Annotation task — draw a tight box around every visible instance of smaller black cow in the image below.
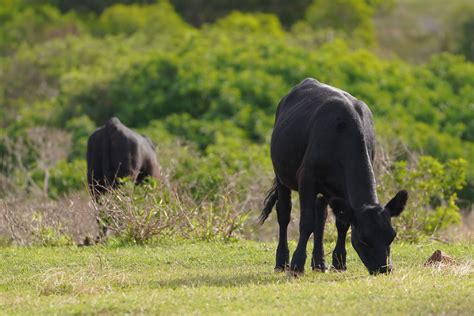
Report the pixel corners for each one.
[87,117,160,199]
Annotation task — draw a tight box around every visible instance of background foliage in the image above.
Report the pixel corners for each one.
[0,0,472,243]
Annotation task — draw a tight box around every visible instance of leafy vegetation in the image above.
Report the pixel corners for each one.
[0,4,472,313]
[379,156,467,239]
[0,0,473,244]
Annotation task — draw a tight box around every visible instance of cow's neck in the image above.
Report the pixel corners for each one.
[343,147,378,209]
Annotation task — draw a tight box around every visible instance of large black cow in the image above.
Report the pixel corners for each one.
[260,78,408,275]
[87,117,160,199]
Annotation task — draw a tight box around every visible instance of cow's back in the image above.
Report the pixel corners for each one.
[270,78,374,191]
[274,78,358,128]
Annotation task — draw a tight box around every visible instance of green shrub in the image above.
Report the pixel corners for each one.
[303,0,375,45]
[49,159,87,197]
[210,12,285,37]
[1,2,474,239]
[0,2,84,55]
[96,0,190,37]
[379,156,467,240]
[163,114,247,150]
[31,212,74,246]
[64,115,96,160]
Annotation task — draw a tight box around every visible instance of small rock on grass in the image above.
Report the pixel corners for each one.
[424,250,455,266]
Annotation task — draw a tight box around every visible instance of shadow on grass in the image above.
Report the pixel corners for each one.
[152,271,282,289]
[151,269,368,289]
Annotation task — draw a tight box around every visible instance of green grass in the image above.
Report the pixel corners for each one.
[0,240,473,315]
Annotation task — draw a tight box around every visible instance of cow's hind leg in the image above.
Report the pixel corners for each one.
[275,183,292,272]
[94,183,110,244]
[311,197,328,272]
[332,219,350,271]
[290,170,316,275]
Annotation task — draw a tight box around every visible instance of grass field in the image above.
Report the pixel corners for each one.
[0,240,473,315]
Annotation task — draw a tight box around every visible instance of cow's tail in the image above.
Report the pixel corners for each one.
[258,179,278,225]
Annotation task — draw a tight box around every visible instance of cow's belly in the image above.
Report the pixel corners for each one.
[270,131,306,191]
[270,102,322,191]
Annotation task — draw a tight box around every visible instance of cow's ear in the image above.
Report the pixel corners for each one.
[330,198,353,224]
[385,190,408,217]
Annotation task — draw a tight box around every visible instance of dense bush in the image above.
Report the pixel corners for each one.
[51,27,473,185]
[379,156,467,240]
[302,0,375,45]
[49,159,87,197]
[0,1,84,55]
[95,1,190,36]
[1,1,472,242]
[64,115,96,160]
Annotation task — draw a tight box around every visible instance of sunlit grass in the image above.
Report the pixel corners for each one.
[0,240,472,314]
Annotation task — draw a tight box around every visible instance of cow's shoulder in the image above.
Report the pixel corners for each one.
[88,125,105,144]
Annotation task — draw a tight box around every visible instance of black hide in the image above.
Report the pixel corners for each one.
[86,117,160,199]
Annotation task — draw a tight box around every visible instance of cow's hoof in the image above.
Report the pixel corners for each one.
[274,264,289,273]
[288,264,305,278]
[330,266,346,273]
[311,259,328,272]
[332,252,347,271]
[287,269,304,278]
[331,259,347,271]
[312,264,328,273]
[331,265,347,272]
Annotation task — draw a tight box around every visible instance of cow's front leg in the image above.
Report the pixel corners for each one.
[332,218,350,271]
[311,197,328,272]
[290,171,316,275]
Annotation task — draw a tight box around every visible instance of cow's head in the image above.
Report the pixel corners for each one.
[330,190,408,274]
